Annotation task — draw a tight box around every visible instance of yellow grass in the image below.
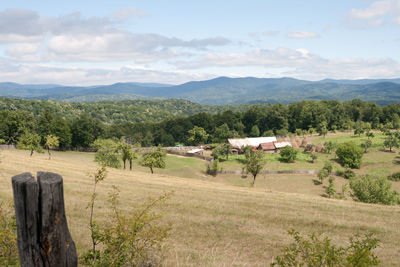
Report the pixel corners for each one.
[1,149,400,266]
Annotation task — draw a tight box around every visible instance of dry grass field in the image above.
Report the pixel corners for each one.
[1,146,400,266]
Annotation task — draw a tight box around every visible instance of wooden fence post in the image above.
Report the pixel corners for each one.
[12,172,78,267]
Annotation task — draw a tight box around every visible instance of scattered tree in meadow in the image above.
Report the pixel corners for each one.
[211,144,232,161]
[243,149,266,186]
[279,146,298,163]
[361,139,373,153]
[206,159,222,176]
[17,131,43,156]
[336,142,363,169]
[383,132,399,151]
[318,169,328,184]
[326,177,336,198]
[45,134,59,159]
[140,146,166,174]
[324,141,338,154]
[118,138,139,170]
[92,138,121,168]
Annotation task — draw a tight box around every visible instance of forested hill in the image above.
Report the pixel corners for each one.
[1,77,400,105]
[0,97,272,124]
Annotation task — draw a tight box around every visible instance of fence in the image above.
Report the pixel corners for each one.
[166,149,214,162]
[219,169,318,175]
[0,144,16,149]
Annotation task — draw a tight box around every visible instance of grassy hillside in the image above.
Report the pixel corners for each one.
[1,145,400,266]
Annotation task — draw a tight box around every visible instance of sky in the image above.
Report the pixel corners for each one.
[0,0,399,85]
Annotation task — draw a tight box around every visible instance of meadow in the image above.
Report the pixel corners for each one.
[1,131,400,266]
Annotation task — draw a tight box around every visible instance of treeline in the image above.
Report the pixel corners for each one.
[0,97,271,124]
[1,99,400,148]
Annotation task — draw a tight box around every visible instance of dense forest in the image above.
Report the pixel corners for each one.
[1,97,400,148]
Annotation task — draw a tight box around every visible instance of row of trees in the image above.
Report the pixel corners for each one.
[3,99,400,149]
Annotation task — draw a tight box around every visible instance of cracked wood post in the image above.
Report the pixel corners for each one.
[12,172,78,267]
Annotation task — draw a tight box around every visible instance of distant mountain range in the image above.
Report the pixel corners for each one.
[1,77,400,105]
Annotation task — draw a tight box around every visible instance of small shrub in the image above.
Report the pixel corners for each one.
[323,162,332,173]
[337,168,356,179]
[0,202,19,266]
[206,159,222,176]
[318,169,328,184]
[271,230,380,266]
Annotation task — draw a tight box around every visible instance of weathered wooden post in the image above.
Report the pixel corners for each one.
[12,172,78,267]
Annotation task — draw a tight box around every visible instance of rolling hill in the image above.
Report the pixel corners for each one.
[1,77,400,105]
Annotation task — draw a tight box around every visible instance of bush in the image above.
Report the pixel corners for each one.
[271,230,380,266]
[0,202,19,266]
[387,172,400,181]
[336,168,356,179]
[206,159,222,176]
[350,175,400,205]
[336,142,364,169]
[279,146,298,163]
[82,167,173,266]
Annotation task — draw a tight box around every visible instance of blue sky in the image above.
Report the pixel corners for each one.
[0,0,399,85]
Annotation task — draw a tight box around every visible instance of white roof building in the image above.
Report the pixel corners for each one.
[228,137,277,148]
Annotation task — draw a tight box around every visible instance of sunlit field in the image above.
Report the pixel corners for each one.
[1,132,400,266]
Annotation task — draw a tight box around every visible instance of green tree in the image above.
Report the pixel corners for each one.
[383,132,399,151]
[350,175,400,205]
[361,139,373,153]
[250,125,260,137]
[45,134,59,160]
[326,177,336,198]
[187,126,209,146]
[317,121,328,138]
[310,153,317,163]
[271,230,380,266]
[354,119,364,137]
[92,138,121,168]
[324,141,337,154]
[279,146,298,163]
[336,142,363,169]
[243,149,266,186]
[140,146,167,174]
[318,169,328,184]
[213,123,231,143]
[206,159,222,176]
[17,131,43,156]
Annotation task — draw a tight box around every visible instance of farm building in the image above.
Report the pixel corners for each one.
[228,137,277,151]
[258,142,276,153]
[273,141,292,152]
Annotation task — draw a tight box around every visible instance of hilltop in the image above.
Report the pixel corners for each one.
[1,77,400,105]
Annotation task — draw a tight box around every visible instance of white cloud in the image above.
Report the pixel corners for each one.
[285,31,320,39]
[347,0,400,26]
[111,8,148,22]
[174,48,318,69]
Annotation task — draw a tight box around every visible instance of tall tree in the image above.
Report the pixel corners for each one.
[140,146,166,174]
[17,131,43,156]
[243,149,266,186]
[187,126,209,146]
[45,134,59,159]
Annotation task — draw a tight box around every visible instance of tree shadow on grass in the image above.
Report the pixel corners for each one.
[312,179,322,186]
